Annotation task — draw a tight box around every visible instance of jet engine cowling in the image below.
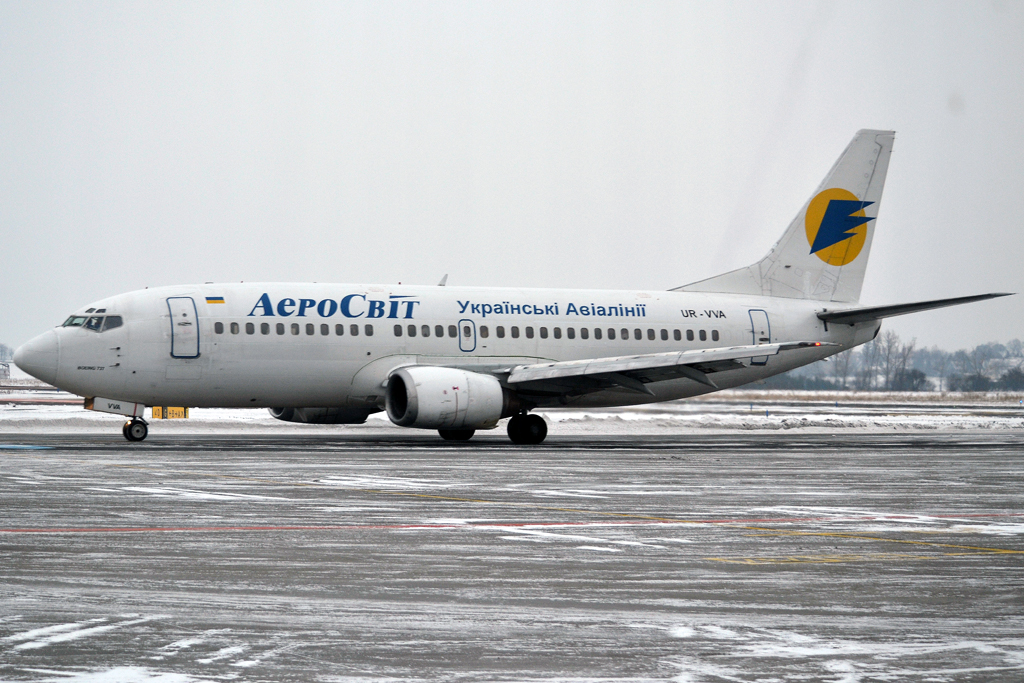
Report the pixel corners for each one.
[385,366,520,430]
[268,407,373,424]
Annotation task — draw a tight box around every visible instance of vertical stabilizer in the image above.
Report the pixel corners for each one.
[676,129,894,303]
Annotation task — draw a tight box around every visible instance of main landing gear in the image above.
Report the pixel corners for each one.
[123,418,148,442]
[436,414,548,444]
[507,413,547,445]
[438,429,475,441]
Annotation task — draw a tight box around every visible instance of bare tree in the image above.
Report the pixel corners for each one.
[933,351,951,392]
[878,330,904,390]
[855,338,882,390]
[830,349,854,389]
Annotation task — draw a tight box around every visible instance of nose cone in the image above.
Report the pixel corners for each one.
[14,330,60,385]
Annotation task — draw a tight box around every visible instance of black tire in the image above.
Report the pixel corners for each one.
[508,414,547,445]
[125,420,148,442]
[438,429,475,441]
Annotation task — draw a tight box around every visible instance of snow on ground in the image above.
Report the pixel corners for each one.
[0,667,214,682]
[2,391,1023,434]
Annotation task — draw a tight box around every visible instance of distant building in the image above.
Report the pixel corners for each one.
[0,363,9,380]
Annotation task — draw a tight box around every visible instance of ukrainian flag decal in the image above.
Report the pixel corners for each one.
[205,296,226,304]
[805,188,875,266]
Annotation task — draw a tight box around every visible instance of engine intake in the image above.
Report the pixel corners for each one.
[385,366,520,430]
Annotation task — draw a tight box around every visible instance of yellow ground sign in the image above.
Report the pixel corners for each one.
[152,406,189,419]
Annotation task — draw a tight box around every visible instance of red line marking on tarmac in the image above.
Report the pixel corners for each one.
[1,513,1021,535]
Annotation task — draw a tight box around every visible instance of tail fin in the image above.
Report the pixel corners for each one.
[675,129,894,303]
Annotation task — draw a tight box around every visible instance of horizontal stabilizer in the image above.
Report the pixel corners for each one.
[817,293,1013,325]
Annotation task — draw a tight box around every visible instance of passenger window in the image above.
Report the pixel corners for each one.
[246,322,255,335]
[350,324,359,336]
[608,328,616,340]
[567,328,575,340]
[712,330,720,342]
[364,324,373,336]
[539,327,548,339]
[660,329,668,341]
[306,323,314,335]
[85,316,104,331]
[277,323,285,335]
[496,326,506,339]
[336,324,344,336]
[525,327,534,339]
[321,324,329,336]
[408,324,417,337]
[647,329,655,340]
[553,327,562,339]
[673,329,681,341]
[394,324,403,337]
[463,325,472,337]
[634,328,642,340]
[481,326,489,338]
[231,322,240,334]
[580,328,589,340]
[448,325,457,338]
[262,323,270,335]
[422,325,430,337]
[622,328,629,340]
[699,330,707,341]
[215,322,224,334]
[594,328,602,340]
[102,316,123,332]
[435,325,444,337]
[686,329,694,341]
[511,326,520,339]
[291,323,299,335]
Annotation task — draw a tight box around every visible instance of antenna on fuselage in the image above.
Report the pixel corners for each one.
[438,274,448,286]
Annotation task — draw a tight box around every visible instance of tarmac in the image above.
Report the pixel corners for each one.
[1,432,1023,682]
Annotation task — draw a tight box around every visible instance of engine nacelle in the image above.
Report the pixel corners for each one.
[268,407,373,424]
[385,366,520,430]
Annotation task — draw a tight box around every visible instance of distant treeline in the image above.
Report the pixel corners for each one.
[761,332,1024,392]
[0,343,12,362]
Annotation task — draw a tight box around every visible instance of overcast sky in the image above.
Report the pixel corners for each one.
[2,1,1022,350]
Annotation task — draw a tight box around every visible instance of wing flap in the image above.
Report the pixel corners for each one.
[507,342,830,395]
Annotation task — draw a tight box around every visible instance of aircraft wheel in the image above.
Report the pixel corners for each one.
[438,429,475,441]
[124,419,148,442]
[508,414,547,445]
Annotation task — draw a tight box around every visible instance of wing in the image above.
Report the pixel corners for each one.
[505,341,830,397]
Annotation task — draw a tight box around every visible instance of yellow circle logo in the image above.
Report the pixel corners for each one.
[804,188,874,266]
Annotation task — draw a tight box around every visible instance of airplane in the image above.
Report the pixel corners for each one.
[13,130,1010,444]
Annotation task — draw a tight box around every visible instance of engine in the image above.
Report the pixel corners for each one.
[385,366,520,430]
[268,407,373,424]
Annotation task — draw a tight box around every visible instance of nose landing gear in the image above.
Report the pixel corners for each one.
[507,413,547,445]
[123,418,149,442]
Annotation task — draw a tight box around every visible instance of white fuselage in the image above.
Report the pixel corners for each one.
[31,283,880,412]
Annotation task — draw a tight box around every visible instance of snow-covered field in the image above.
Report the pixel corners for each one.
[3,377,1023,434]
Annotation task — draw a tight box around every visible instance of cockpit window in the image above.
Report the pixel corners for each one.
[62,314,123,331]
